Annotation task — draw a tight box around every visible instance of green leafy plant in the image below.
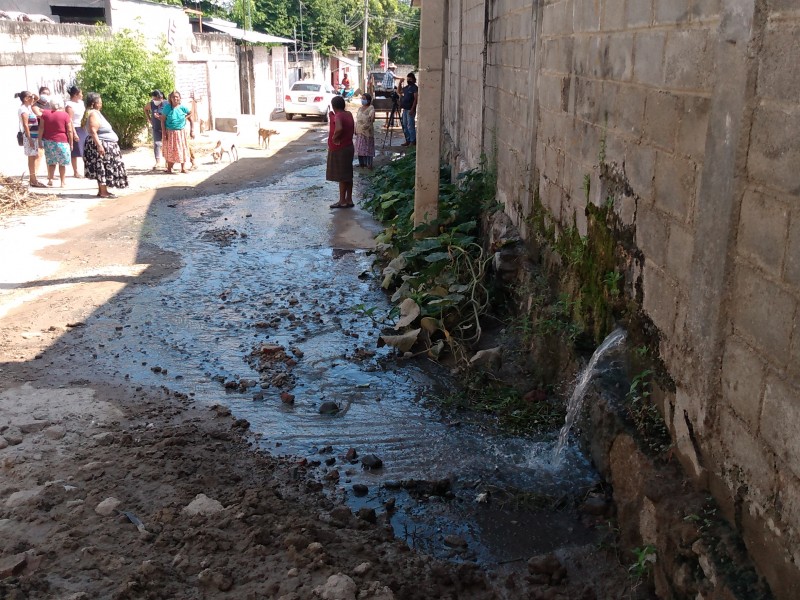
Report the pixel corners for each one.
[625,369,672,457]
[629,544,656,580]
[77,29,174,148]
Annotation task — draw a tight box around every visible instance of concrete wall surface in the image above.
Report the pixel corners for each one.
[439,0,800,596]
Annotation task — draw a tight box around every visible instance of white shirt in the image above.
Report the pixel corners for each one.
[65,100,85,128]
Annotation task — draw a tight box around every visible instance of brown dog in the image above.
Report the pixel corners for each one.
[258,128,278,149]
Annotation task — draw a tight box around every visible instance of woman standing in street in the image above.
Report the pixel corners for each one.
[38,96,73,188]
[160,90,194,174]
[327,95,355,209]
[65,85,86,178]
[15,90,45,188]
[354,93,376,169]
[144,89,165,171]
[83,92,128,198]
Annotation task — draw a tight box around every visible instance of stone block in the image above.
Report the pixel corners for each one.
[676,95,711,159]
[761,373,800,478]
[575,77,601,123]
[737,189,790,277]
[633,31,666,86]
[602,0,626,31]
[786,207,800,288]
[626,0,652,28]
[748,103,800,193]
[542,37,572,73]
[573,0,600,32]
[664,30,712,90]
[718,406,776,502]
[603,33,634,81]
[642,260,678,337]
[610,83,645,136]
[665,222,693,285]
[654,151,696,222]
[721,337,765,430]
[624,141,655,200]
[691,0,721,18]
[758,23,800,104]
[643,90,680,151]
[732,264,797,357]
[654,0,690,25]
[572,35,602,78]
[635,206,669,266]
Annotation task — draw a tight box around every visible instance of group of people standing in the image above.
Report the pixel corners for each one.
[326,69,418,208]
[143,89,196,174]
[16,85,128,197]
[16,85,197,197]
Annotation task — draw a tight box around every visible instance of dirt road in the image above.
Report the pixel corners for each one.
[0,120,624,600]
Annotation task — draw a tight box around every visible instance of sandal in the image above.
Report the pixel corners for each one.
[330,203,354,209]
[29,181,47,188]
[98,193,117,199]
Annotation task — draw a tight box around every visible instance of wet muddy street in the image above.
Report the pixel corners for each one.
[0,131,640,599]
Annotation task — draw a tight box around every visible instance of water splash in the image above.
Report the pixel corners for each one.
[551,328,627,465]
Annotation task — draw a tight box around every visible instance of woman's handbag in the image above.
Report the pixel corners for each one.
[16,131,23,146]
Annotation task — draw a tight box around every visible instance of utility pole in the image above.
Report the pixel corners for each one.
[310,26,315,78]
[299,1,304,52]
[361,0,369,93]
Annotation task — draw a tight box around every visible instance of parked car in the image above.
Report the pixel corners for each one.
[284,81,337,121]
[368,70,390,95]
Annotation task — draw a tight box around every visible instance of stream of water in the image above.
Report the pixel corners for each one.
[551,328,627,465]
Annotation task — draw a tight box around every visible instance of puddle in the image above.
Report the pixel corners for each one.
[75,164,604,566]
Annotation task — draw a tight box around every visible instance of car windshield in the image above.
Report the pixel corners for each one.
[292,83,321,92]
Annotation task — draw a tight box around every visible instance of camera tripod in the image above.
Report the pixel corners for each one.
[382,96,402,148]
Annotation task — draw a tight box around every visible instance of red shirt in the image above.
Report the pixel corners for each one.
[328,110,354,150]
[39,110,72,143]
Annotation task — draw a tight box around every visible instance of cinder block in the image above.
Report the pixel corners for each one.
[572,35,603,78]
[654,0,690,25]
[610,83,645,136]
[664,30,712,91]
[676,95,711,159]
[624,141,655,200]
[762,373,800,479]
[542,37,573,73]
[573,0,601,32]
[643,90,680,151]
[732,264,797,357]
[626,0,652,28]
[721,337,766,430]
[604,33,634,81]
[748,104,800,193]
[654,151,696,222]
[633,31,666,86]
[635,206,669,266]
[665,222,694,285]
[738,189,790,277]
[758,23,800,104]
[691,0,721,18]
[575,77,601,122]
[602,0,626,31]
[787,209,800,288]
[642,260,678,337]
[718,406,777,503]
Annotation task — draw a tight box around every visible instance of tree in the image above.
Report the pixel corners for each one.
[386,1,418,67]
[77,30,174,148]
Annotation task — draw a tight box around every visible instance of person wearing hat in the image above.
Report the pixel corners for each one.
[144,90,166,170]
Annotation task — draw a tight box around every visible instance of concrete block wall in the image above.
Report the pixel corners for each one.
[439,0,800,595]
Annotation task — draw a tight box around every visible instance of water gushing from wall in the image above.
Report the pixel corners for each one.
[551,328,627,465]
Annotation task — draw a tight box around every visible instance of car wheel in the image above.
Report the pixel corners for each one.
[323,110,329,123]
[286,113,294,120]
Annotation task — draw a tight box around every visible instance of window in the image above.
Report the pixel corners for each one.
[291,83,321,92]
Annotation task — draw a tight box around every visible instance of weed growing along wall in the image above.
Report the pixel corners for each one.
[439,0,800,596]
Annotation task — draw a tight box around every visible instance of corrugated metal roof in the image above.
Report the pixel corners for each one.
[203,18,293,45]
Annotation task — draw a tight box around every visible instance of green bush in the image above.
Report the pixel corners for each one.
[77,30,174,149]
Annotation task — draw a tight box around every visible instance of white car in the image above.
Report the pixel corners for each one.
[284,81,337,122]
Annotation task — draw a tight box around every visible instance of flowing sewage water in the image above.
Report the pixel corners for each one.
[551,328,627,465]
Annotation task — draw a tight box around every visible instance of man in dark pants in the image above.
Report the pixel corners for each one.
[400,73,418,147]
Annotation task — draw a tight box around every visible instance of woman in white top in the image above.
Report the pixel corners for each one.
[65,85,86,178]
[15,90,46,187]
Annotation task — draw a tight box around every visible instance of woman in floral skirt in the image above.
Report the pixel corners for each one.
[83,92,128,198]
[160,90,195,174]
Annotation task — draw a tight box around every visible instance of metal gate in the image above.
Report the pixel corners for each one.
[273,54,285,110]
